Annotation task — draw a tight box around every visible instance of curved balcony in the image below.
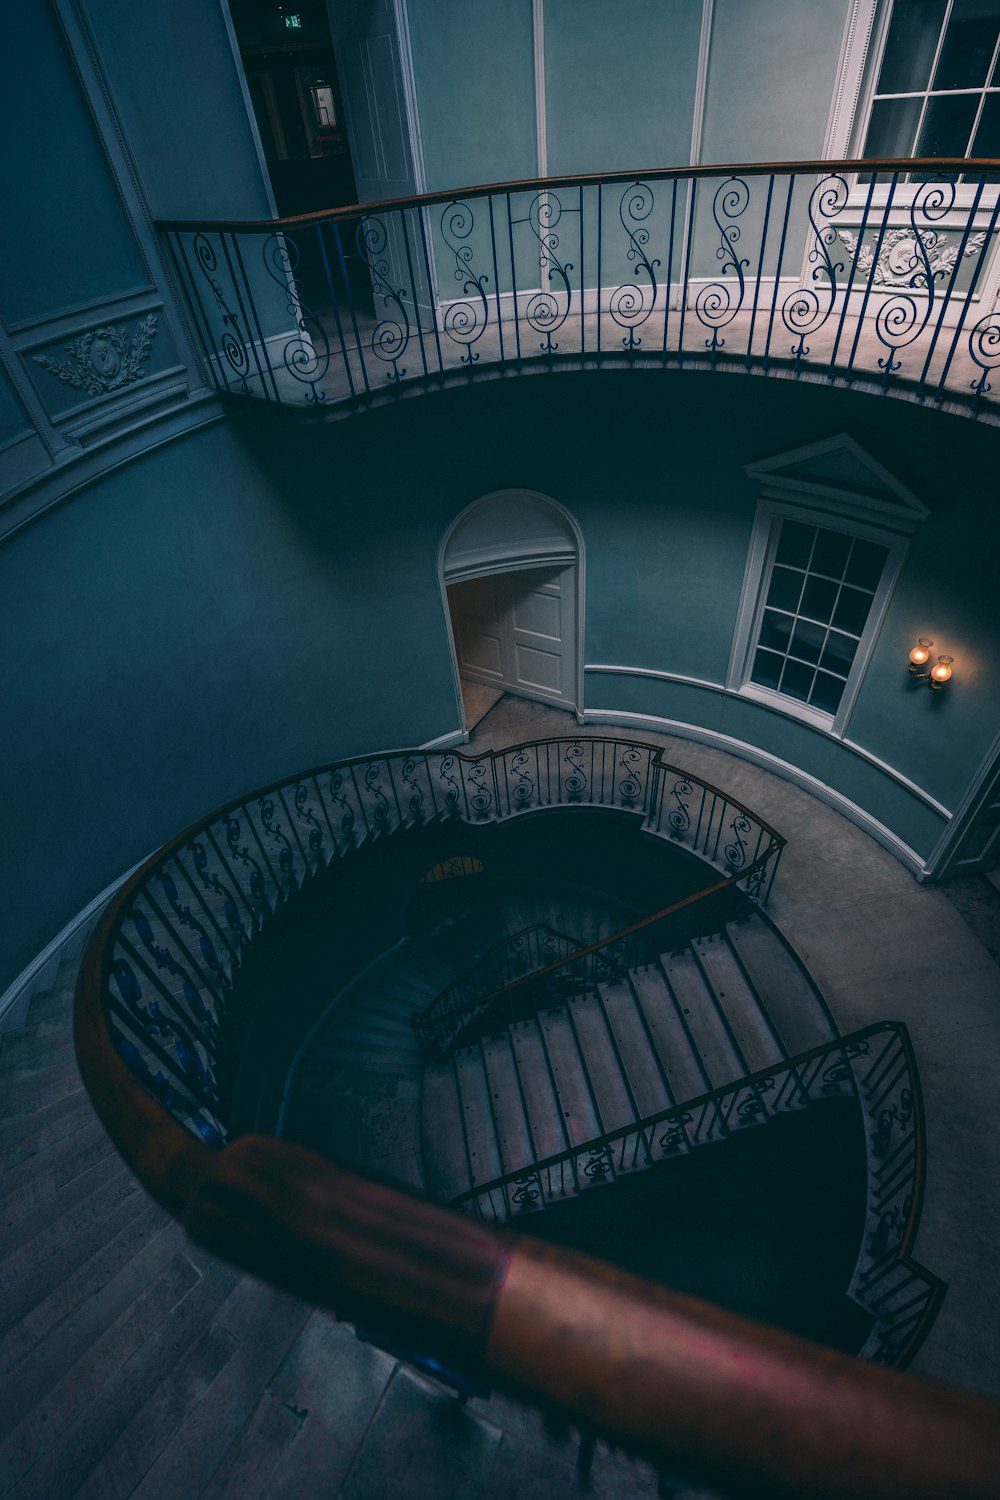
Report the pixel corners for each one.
[160,158,1000,423]
[71,735,1000,1499]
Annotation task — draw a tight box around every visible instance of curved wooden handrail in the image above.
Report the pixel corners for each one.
[157,156,1000,232]
[73,737,1000,1498]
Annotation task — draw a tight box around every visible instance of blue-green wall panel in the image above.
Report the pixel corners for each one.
[407,0,537,190]
[0,365,32,450]
[0,5,148,328]
[543,0,702,176]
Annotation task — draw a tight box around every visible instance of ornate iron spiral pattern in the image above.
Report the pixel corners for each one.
[111,956,220,1104]
[780,174,848,362]
[356,215,411,381]
[616,746,645,805]
[561,743,588,801]
[724,812,752,869]
[516,193,573,353]
[160,866,240,968]
[129,908,218,1039]
[293,781,325,856]
[189,840,246,943]
[695,177,750,352]
[874,178,955,376]
[399,758,426,820]
[437,756,462,811]
[610,182,660,349]
[258,794,296,877]
[262,232,330,402]
[327,770,358,843]
[193,232,252,392]
[508,748,535,808]
[659,1113,693,1152]
[466,759,494,817]
[968,310,1000,398]
[582,1146,613,1180]
[440,200,490,363]
[225,815,269,905]
[511,1172,541,1208]
[362,761,391,830]
[667,776,693,836]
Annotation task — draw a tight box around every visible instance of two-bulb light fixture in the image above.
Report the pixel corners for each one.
[908,638,954,690]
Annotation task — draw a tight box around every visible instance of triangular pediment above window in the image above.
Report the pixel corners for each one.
[744,435,929,531]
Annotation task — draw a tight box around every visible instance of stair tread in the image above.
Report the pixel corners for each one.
[481,1035,534,1176]
[595,982,672,1118]
[453,1048,503,1186]
[510,1021,567,1162]
[726,920,836,1053]
[0,1117,117,1227]
[538,1008,602,1149]
[566,994,635,1134]
[419,1062,470,1201]
[629,965,711,1106]
[693,936,783,1075]
[659,951,745,1089]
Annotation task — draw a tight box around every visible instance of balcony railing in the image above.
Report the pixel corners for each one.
[159,158,1000,421]
[74,736,1000,1499]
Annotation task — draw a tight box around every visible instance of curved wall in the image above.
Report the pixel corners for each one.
[3,366,998,992]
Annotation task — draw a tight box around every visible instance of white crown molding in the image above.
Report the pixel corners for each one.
[823,0,880,159]
[744,432,929,529]
[533,0,547,178]
[580,705,929,876]
[689,0,715,167]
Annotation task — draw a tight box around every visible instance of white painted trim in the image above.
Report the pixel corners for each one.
[533,0,547,179]
[583,662,951,820]
[922,726,1000,879]
[419,727,468,751]
[689,0,714,167]
[393,0,428,195]
[579,706,928,875]
[217,0,279,218]
[823,0,879,159]
[0,856,149,1032]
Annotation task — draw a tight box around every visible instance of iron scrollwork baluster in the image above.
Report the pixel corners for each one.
[399,757,426,821]
[516,192,573,353]
[440,200,490,363]
[874,177,955,379]
[262,232,330,402]
[437,756,462,813]
[225,814,270,907]
[695,176,749,353]
[659,1113,693,1152]
[562,743,588,801]
[258,795,297,881]
[293,781,325,860]
[356,215,411,381]
[668,776,693,837]
[969,310,1000,399]
[511,1172,542,1209]
[193,232,252,392]
[327,769,358,844]
[582,1145,613,1180]
[465,760,493,818]
[508,748,534,809]
[725,812,751,870]
[617,746,644,806]
[610,182,660,349]
[781,173,849,364]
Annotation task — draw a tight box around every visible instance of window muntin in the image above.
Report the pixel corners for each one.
[749,520,890,719]
[859,0,1000,181]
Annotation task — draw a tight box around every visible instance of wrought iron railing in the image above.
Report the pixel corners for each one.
[449,1020,942,1372]
[159,158,1000,419]
[74,735,1000,1496]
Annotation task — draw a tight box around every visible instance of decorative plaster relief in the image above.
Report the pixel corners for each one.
[32,313,157,396]
[839,227,987,287]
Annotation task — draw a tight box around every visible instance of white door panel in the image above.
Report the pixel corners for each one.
[448,565,576,709]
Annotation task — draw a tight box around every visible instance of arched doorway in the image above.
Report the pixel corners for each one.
[440,490,584,732]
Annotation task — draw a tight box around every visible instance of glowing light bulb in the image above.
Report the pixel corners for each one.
[908,638,933,667]
[930,655,953,686]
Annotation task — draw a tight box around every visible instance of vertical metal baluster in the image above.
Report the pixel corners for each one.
[168,233,225,393]
[762,175,796,371]
[486,195,506,365]
[579,183,585,353]
[677,175,698,357]
[399,208,429,378]
[917,176,984,395]
[315,223,356,398]
[415,206,445,374]
[938,185,1000,403]
[222,233,273,400]
[333,220,371,395]
[176,234,232,391]
[505,192,522,360]
[663,177,679,356]
[829,172,877,376]
[232,235,281,401]
[596,182,603,353]
[746,174,775,369]
[847,172,900,378]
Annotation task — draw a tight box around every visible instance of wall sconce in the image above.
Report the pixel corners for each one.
[908,639,954,690]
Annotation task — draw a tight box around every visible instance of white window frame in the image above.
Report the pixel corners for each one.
[727,501,909,738]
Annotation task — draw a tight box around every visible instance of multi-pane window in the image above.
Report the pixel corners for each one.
[860,0,1000,179]
[750,521,890,718]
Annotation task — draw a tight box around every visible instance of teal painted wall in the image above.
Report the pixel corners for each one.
[0,4,148,328]
[4,372,998,990]
[0,366,31,450]
[83,0,274,221]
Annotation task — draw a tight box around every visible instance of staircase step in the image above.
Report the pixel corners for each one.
[0,1117,117,1227]
[509,1020,567,1163]
[453,1047,503,1186]
[726,920,836,1053]
[2,1058,84,1115]
[659,951,745,1089]
[595,982,673,1119]
[481,1035,534,1176]
[419,1062,470,1201]
[693,936,784,1074]
[566,994,634,1135]
[0,1160,140,1302]
[538,1008,603,1150]
[0,1092,95,1168]
[630,965,712,1107]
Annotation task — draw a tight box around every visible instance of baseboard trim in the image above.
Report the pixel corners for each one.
[0,857,148,1032]
[580,706,930,876]
[418,728,468,751]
